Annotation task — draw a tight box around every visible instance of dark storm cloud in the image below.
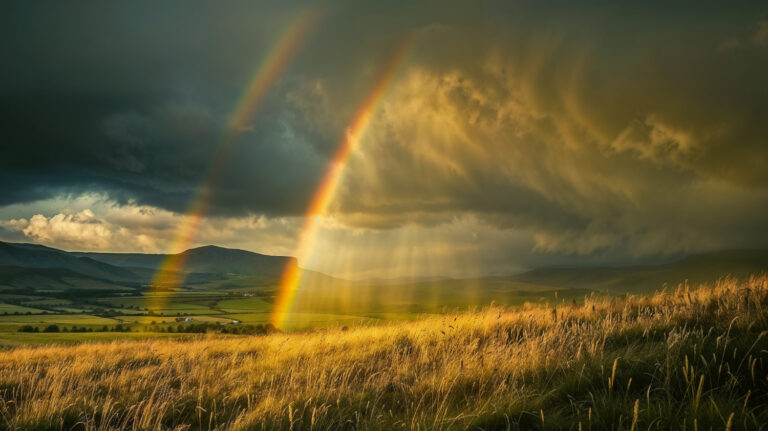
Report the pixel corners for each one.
[2,0,768,259]
[0,0,329,216]
[321,1,768,256]
[0,0,480,216]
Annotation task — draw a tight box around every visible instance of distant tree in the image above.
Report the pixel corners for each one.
[42,324,60,333]
[17,325,35,333]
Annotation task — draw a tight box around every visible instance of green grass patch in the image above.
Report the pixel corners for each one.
[0,313,118,325]
[216,297,273,312]
[0,302,46,314]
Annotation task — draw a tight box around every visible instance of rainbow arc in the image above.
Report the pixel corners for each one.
[269,37,414,329]
[148,8,323,306]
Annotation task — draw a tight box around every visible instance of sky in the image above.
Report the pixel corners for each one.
[1,1,768,279]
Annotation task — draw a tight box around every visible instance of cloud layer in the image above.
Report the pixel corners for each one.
[2,1,768,273]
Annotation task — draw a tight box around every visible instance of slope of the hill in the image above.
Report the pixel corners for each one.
[0,276,765,430]
[0,265,135,292]
[0,242,343,296]
[75,245,295,277]
[510,248,768,293]
[0,241,140,282]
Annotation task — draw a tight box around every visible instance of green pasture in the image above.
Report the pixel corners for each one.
[216,297,273,312]
[0,303,45,314]
[116,315,233,324]
[0,313,118,325]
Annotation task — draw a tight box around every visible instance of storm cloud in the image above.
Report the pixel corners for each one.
[2,0,768,271]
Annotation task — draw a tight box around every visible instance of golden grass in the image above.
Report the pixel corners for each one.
[1,276,767,430]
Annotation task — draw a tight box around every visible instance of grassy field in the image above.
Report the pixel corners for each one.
[0,276,765,429]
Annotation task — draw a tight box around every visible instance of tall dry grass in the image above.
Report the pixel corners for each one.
[0,276,767,430]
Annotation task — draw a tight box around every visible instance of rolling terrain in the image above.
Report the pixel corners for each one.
[0,276,765,429]
[0,240,766,343]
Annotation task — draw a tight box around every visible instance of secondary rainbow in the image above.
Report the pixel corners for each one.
[150,8,323,298]
[269,37,413,329]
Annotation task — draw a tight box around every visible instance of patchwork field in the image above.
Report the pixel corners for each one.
[0,278,597,341]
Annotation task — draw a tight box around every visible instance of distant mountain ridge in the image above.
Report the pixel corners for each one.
[73,245,295,276]
[0,241,297,292]
[0,241,140,282]
[69,251,166,270]
[1,240,767,296]
[510,249,768,293]
[0,265,133,292]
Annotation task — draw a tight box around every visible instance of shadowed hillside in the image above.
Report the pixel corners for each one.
[0,241,299,291]
[0,265,133,292]
[0,242,139,282]
[73,245,295,277]
[510,249,768,293]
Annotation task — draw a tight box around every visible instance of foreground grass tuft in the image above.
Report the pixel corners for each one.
[1,276,767,430]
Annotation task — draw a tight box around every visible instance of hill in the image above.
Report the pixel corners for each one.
[0,241,140,282]
[1,241,298,289]
[290,249,768,314]
[69,251,166,270]
[0,276,765,429]
[3,241,767,309]
[74,245,295,277]
[0,265,134,293]
[509,248,768,293]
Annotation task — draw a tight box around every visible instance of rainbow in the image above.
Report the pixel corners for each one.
[149,8,323,300]
[269,38,413,329]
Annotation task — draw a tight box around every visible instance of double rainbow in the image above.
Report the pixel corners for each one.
[269,37,414,329]
[150,8,323,297]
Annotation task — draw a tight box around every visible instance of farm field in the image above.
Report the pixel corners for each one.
[0,290,438,338]
[0,275,600,341]
[0,290,515,338]
[2,242,766,344]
